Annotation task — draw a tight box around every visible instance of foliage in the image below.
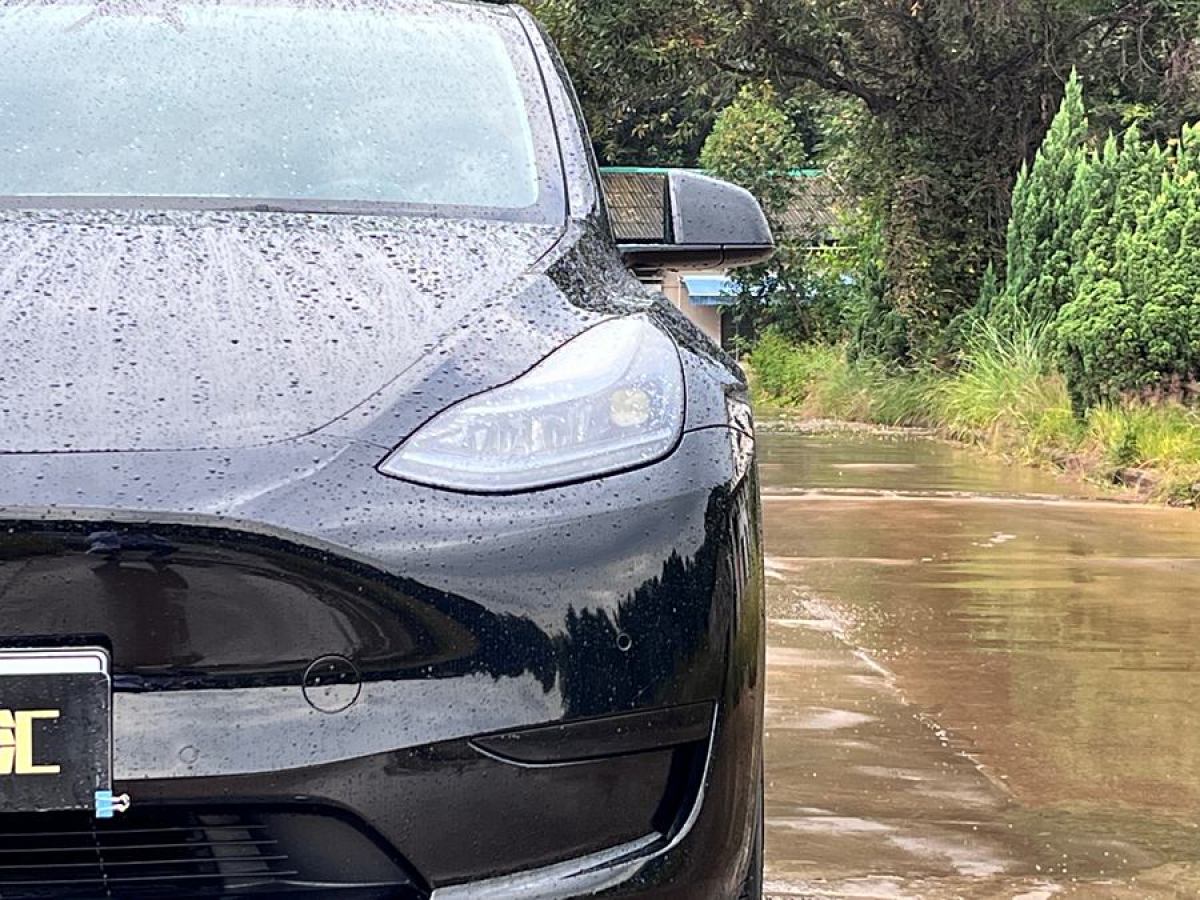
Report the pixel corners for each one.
[748,330,841,404]
[939,318,1078,456]
[1054,125,1200,408]
[974,69,1200,413]
[969,66,1200,412]
[1086,403,1200,469]
[989,72,1090,332]
[749,331,939,426]
[976,262,999,317]
[700,84,805,217]
[724,0,1198,364]
[533,0,1200,364]
[698,85,852,346]
[750,333,1200,502]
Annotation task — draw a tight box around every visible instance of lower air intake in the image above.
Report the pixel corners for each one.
[0,805,425,899]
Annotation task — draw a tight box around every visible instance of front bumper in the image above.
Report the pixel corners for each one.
[0,427,763,896]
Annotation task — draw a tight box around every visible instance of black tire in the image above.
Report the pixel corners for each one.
[737,770,764,899]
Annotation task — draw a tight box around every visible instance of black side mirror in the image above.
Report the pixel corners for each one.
[608,170,775,273]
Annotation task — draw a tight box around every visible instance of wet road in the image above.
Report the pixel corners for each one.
[761,431,1200,898]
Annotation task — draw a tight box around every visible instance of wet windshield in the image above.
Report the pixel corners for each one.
[0,2,559,218]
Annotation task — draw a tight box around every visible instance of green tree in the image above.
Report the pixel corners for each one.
[533,0,1200,363]
[977,262,1000,316]
[700,84,806,218]
[1070,130,1122,290]
[699,85,843,344]
[1056,122,1200,409]
[990,72,1091,331]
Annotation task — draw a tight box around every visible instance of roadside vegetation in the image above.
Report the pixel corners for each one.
[746,73,1200,504]
[750,326,1200,504]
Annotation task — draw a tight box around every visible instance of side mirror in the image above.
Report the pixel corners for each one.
[609,170,775,273]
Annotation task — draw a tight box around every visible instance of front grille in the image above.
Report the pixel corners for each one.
[0,806,424,898]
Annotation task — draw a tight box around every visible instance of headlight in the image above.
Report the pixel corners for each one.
[378,316,685,492]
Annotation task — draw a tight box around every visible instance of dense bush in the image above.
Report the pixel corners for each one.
[988,72,1090,332]
[1058,126,1200,409]
[990,80,1200,412]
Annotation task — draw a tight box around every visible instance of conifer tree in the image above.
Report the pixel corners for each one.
[976,262,999,317]
[990,70,1091,331]
[1071,132,1121,288]
[1112,128,1167,238]
[1056,123,1200,409]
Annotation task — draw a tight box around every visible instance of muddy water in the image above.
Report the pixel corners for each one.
[762,431,1200,898]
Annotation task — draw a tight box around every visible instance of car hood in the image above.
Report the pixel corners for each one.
[0,207,563,453]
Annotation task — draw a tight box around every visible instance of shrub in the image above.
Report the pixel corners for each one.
[987,74,1200,413]
[747,330,842,403]
[1056,124,1200,409]
[990,71,1089,332]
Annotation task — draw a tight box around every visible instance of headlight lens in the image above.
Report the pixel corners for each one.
[378,317,685,492]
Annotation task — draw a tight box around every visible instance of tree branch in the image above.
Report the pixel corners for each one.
[983,2,1145,80]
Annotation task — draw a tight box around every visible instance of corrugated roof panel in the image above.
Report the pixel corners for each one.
[600,171,666,242]
[777,175,842,241]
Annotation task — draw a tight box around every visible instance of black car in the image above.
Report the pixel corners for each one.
[0,0,771,897]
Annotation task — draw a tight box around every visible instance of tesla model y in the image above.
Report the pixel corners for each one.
[0,0,772,896]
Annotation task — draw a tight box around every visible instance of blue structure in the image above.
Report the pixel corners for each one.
[681,274,737,307]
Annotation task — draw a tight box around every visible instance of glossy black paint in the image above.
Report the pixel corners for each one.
[0,0,765,896]
[471,702,715,764]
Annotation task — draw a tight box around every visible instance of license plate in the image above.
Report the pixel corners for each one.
[0,648,111,813]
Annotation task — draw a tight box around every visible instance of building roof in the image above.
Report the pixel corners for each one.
[601,170,667,243]
[600,167,843,245]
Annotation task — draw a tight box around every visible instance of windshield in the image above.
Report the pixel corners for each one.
[0,1,563,220]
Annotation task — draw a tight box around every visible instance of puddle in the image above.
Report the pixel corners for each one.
[762,431,1200,898]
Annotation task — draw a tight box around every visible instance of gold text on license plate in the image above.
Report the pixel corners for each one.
[0,710,60,775]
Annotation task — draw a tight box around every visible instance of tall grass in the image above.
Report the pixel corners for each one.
[749,327,1200,503]
[939,318,1078,461]
[748,331,937,426]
